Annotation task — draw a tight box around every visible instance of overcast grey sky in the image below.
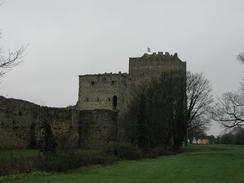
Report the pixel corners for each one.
[0,0,244,135]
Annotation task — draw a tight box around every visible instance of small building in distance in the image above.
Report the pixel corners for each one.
[192,138,210,145]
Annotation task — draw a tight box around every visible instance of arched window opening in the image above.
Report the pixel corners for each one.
[113,96,117,109]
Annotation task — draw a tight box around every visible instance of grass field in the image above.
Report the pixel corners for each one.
[1,144,244,183]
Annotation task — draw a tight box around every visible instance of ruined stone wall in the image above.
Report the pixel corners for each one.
[0,96,75,149]
[38,107,78,149]
[77,73,129,111]
[78,110,118,149]
[0,96,118,150]
[0,96,39,148]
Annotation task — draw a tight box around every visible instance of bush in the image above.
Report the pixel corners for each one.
[115,143,142,160]
[106,143,176,160]
[36,149,117,172]
[0,157,34,176]
[0,129,27,149]
[148,146,178,158]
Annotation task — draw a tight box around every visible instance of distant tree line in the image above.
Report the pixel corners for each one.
[216,127,244,145]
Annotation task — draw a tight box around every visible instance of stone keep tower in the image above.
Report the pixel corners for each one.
[76,52,186,111]
[129,52,186,85]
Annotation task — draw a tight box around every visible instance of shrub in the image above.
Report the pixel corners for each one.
[35,149,117,172]
[148,146,177,158]
[0,129,27,149]
[0,157,34,176]
[115,143,142,160]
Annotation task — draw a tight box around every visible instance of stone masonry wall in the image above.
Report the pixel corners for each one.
[78,110,118,149]
[77,73,129,111]
[0,96,118,150]
[0,96,39,148]
[129,52,186,86]
[0,97,76,149]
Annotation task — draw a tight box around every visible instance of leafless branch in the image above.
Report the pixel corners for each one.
[212,92,244,128]
[0,46,24,77]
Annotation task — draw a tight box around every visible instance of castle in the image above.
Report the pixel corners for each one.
[76,52,186,111]
[0,52,186,149]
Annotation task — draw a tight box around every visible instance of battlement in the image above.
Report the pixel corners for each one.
[129,52,186,84]
[79,72,129,79]
[129,52,183,63]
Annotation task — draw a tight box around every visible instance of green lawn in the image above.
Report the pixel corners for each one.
[1,144,244,183]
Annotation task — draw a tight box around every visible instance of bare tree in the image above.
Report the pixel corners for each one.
[212,53,244,128]
[0,33,24,77]
[0,2,24,77]
[186,72,213,141]
[212,92,244,128]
